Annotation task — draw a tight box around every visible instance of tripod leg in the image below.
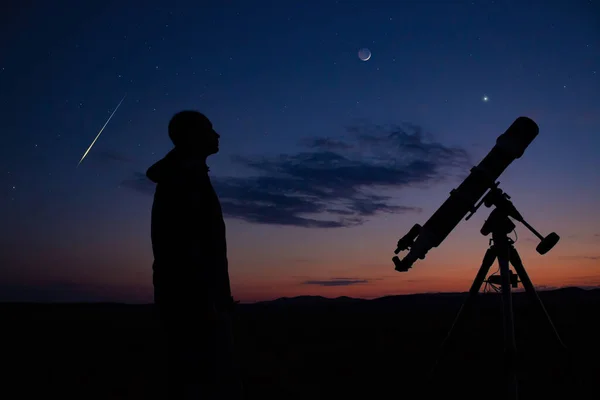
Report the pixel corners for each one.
[452,246,498,327]
[428,246,496,377]
[496,239,519,400]
[509,247,566,349]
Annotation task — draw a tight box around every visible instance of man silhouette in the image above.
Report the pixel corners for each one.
[147,110,242,399]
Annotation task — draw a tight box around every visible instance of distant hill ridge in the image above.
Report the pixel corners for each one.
[0,286,597,307]
[258,286,597,305]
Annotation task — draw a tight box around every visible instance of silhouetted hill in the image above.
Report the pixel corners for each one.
[249,286,600,311]
[2,287,599,399]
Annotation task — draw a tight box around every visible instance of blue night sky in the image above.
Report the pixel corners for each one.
[1,0,599,303]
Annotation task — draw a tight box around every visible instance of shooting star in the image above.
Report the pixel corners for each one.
[77,93,127,167]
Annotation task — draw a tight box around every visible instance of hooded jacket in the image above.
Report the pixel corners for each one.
[147,147,231,306]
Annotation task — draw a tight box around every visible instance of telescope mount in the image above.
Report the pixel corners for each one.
[430,185,567,400]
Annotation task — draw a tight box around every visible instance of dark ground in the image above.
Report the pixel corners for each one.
[3,287,599,399]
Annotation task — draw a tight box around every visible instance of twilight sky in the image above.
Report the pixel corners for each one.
[1,0,599,303]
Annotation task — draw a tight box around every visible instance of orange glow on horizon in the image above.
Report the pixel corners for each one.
[230,257,600,302]
[43,258,596,304]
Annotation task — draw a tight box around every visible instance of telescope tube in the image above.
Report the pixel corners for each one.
[395,116,539,271]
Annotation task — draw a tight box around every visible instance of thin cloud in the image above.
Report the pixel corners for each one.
[91,149,135,164]
[558,255,600,260]
[302,278,369,287]
[534,285,561,291]
[122,122,471,228]
[120,172,154,194]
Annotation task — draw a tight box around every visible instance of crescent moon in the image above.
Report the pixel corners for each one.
[358,48,371,61]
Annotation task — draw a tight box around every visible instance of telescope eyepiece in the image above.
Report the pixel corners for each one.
[392,256,411,272]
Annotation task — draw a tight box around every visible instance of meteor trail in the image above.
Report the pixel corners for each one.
[77,93,127,167]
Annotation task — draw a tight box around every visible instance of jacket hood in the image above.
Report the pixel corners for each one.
[146,148,209,184]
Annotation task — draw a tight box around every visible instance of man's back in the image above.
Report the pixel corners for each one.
[147,147,230,306]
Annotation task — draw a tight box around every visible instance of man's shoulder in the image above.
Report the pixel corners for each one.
[154,173,215,202]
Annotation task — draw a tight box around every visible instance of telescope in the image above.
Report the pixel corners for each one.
[392,116,557,272]
[398,117,567,400]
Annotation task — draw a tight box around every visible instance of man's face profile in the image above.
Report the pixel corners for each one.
[172,111,220,156]
[189,115,220,155]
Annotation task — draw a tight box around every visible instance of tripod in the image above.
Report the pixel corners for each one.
[429,188,567,400]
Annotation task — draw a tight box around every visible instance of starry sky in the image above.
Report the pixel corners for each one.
[1,0,599,303]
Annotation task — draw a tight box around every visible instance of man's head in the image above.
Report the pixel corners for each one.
[168,110,220,157]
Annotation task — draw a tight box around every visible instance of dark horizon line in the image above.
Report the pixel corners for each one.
[1,285,597,306]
